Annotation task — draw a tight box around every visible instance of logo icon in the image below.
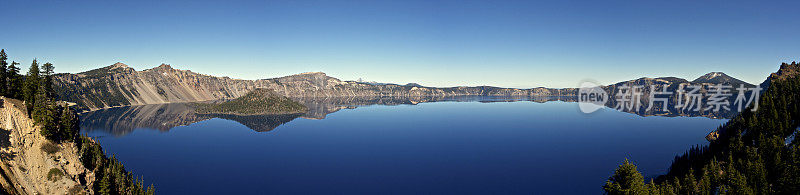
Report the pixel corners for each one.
[578,81,608,113]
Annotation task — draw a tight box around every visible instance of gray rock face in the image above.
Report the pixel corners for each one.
[53,63,262,111]
[53,63,577,111]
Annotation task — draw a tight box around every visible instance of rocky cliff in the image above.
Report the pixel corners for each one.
[54,63,262,111]
[53,63,577,111]
[0,97,93,194]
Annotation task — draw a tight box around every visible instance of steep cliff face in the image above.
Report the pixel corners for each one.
[0,97,92,194]
[54,63,263,111]
[53,63,576,111]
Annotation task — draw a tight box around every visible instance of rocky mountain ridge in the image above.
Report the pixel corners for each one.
[53,63,577,111]
[603,73,757,118]
[54,62,756,117]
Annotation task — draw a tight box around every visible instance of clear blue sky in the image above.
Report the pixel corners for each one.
[1,0,798,88]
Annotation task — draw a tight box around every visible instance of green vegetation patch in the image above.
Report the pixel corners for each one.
[47,168,63,181]
[195,88,307,115]
[40,141,60,155]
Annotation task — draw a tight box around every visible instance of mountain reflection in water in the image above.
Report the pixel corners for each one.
[80,95,735,136]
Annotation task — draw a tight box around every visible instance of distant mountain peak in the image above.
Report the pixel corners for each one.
[772,62,800,80]
[298,72,326,76]
[654,77,689,83]
[405,83,423,87]
[693,72,729,82]
[111,62,128,68]
[157,63,172,69]
[103,62,132,71]
[78,62,134,76]
[697,72,728,80]
[692,72,753,87]
[143,63,176,72]
[614,76,688,86]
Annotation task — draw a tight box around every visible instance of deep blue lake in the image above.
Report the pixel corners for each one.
[81,100,725,194]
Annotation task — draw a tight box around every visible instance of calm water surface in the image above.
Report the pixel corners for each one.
[82,101,725,194]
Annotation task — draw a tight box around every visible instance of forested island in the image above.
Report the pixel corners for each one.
[193,88,308,116]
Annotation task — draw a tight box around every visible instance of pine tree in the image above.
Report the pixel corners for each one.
[777,145,800,193]
[146,184,155,195]
[604,159,647,195]
[726,154,754,194]
[40,62,55,98]
[34,89,56,139]
[7,61,21,99]
[681,169,698,194]
[660,181,676,194]
[645,179,660,195]
[23,59,41,114]
[36,108,56,139]
[0,49,8,96]
[99,171,111,195]
[59,106,78,142]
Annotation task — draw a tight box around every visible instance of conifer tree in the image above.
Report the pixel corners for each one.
[23,59,40,113]
[33,89,56,139]
[40,62,55,98]
[7,61,21,99]
[681,169,698,194]
[59,106,78,142]
[99,171,111,195]
[644,179,660,194]
[0,49,7,96]
[604,159,647,194]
